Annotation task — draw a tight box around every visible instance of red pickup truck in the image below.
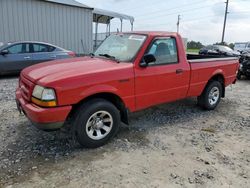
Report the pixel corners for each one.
[16,32,239,148]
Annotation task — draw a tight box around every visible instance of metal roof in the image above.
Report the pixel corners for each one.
[42,0,134,24]
[93,8,134,24]
[43,0,92,9]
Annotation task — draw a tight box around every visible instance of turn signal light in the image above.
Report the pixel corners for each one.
[31,97,57,107]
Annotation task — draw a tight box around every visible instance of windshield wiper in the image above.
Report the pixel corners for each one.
[99,54,120,63]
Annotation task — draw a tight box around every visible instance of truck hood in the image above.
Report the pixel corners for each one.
[22,56,132,84]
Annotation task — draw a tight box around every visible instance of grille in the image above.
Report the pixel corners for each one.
[20,75,35,102]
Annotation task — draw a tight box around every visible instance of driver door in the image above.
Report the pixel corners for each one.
[134,37,190,110]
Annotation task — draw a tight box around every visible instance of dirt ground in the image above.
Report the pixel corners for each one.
[0,76,249,188]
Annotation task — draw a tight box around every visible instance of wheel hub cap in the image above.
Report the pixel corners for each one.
[86,111,113,140]
[208,87,219,105]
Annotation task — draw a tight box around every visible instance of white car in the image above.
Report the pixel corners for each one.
[234,42,250,53]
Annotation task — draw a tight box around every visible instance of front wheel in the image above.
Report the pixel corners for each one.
[72,99,120,148]
[198,81,222,110]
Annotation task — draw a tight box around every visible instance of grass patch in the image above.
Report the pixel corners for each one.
[186,48,199,54]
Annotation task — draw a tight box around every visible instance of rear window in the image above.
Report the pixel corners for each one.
[33,44,56,53]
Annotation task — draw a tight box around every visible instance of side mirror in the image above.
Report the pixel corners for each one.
[0,49,9,56]
[140,54,156,67]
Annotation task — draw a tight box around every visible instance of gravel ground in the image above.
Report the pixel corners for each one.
[0,76,249,188]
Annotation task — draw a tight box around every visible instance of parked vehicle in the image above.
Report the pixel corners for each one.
[234,42,250,53]
[199,45,240,57]
[237,51,250,79]
[199,45,218,55]
[0,42,76,75]
[16,32,239,148]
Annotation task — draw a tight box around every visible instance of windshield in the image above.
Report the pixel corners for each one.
[217,45,233,52]
[0,42,11,50]
[94,34,146,62]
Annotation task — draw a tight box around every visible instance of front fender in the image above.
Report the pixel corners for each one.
[78,84,120,102]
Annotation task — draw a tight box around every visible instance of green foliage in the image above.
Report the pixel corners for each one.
[229,43,234,49]
[186,49,199,53]
[187,41,204,49]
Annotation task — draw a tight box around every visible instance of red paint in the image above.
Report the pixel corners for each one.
[16,89,72,123]
[16,32,239,125]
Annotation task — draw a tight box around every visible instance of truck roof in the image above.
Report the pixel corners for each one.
[124,31,178,37]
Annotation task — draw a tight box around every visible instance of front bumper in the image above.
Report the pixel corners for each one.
[16,88,72,131]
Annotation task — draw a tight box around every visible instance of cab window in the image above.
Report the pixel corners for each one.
[146,37,178,65]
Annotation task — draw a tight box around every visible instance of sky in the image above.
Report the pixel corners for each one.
[77,0,250,45]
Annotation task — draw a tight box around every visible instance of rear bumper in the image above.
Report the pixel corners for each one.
[16,88,72,131]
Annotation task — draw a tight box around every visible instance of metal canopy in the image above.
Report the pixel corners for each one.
[93,8,135,48]
[93,8,134,24]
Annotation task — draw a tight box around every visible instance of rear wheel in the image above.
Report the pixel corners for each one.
[72,99,120,148]
[198,81,222,110]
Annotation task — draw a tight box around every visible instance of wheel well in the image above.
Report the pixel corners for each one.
[208,74,225,97]
[67,93,129,125]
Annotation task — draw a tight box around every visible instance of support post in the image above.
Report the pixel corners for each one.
[108,22,111,35]
[131,21,134,31]
[221,0,229,44]
[95,21,98,48]
[120,19,123,32]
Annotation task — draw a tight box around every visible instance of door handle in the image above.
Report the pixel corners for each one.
[50,55,56,58]
[24,56,31,59]
[176,69,183,74]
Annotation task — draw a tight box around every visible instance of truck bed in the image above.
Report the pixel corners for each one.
[187,54,237,60]
[187,56,239,97]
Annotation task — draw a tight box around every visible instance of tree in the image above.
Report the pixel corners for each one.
[187,41,204,49]
[229,43,234,49]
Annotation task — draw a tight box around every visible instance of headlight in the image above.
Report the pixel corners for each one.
[31,85,57,107]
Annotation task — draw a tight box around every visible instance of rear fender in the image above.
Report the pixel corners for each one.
[204,70,225,97]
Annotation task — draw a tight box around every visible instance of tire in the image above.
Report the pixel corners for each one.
[72,98,120,148]
[237,72,242,80]
[197,81,222,110]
